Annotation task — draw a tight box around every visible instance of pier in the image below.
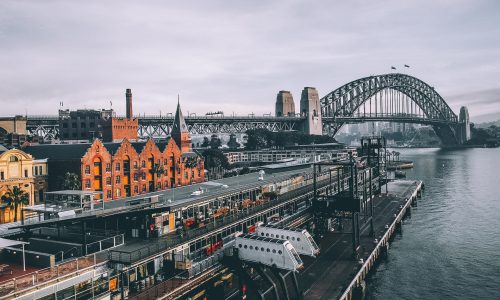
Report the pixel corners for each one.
[301,180,423,300]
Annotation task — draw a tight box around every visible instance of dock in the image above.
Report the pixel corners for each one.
[301,180,423,300]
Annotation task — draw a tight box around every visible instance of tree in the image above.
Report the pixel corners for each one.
[201,137,210,148]
[209,134,222,149]
[151,163,165,191]
[202,149,229,170]
[245,129,271,150]
[1,186,30,222]
[62,172,81,190]
[184,156,199,169]
[227,134,241,150]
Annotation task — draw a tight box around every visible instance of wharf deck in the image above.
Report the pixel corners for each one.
[301,180,422,300]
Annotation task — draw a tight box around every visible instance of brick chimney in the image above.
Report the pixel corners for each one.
[126,89,133,119]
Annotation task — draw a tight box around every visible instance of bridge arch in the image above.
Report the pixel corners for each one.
[320,73,462,145]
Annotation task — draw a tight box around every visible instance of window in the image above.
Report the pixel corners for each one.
[72,122,77,128]
[81,122,86,128]
[249,246,253,250]
[142,185,146,192]
[24,170,28,178]
[278,250,282,255]
[116,189,121,198]
[85,165,90,175]
[141,173,146,180]
[0,172,4,180]
[38,166,42,175]
[244,245,248,249]
[133,161,138,169]
[134,186,138,193]
[238,244,242,248]
[9,156,18,162]
[115,163,121,171]
[267,248,270,252]
[116,176,121,184]
[107,190,112,199]
[106,177,111,185]
[272,249,276,254]
[85,180,90,188]
[134,173,139,181]
[141,161,145,168]
[34,167,38,176]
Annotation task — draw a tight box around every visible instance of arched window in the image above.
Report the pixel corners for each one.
[9,156,19,162]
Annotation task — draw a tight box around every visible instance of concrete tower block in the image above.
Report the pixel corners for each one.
[275,91,296,117]
[459,106,471,143]
[300,87,323,135]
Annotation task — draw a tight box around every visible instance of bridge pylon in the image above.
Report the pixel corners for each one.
[300,87,322,135]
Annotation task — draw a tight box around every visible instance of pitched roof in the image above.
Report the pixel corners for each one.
[171,101,189,135]
[102,142,123,155]
[23,143,92,161]
[0,145,8,155]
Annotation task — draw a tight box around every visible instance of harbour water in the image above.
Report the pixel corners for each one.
[366,148,500,300]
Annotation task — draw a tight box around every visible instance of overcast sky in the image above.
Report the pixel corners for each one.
[1,0,499,122]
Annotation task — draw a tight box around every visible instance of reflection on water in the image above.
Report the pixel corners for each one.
[366,148,500,300]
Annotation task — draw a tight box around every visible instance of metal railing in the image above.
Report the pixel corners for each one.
[0,253,105,299]
[86,233,125,254]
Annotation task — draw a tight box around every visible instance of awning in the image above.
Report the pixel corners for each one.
[0,238,28,248]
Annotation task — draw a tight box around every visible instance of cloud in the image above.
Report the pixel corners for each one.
[0,0,500,120]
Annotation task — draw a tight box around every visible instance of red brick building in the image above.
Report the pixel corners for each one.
[24,103,205,200]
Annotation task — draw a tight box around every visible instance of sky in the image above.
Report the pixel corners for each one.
[1,0,499,122]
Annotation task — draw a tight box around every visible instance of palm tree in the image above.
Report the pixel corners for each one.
[1,186,30,222]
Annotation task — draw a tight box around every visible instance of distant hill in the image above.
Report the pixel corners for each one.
[471,112,500,124]
[476,119,500,128]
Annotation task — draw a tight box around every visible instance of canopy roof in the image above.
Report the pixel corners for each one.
[0,238,28,248]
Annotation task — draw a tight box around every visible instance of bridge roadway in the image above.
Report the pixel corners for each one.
[300,180,422,300]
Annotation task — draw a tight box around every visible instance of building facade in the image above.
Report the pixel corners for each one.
[24,103,204,201]
[59,89,138,142]
[0,147,48,223]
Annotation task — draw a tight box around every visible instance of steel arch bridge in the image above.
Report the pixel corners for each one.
[320,73,467,145]
[23,73,469,145]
